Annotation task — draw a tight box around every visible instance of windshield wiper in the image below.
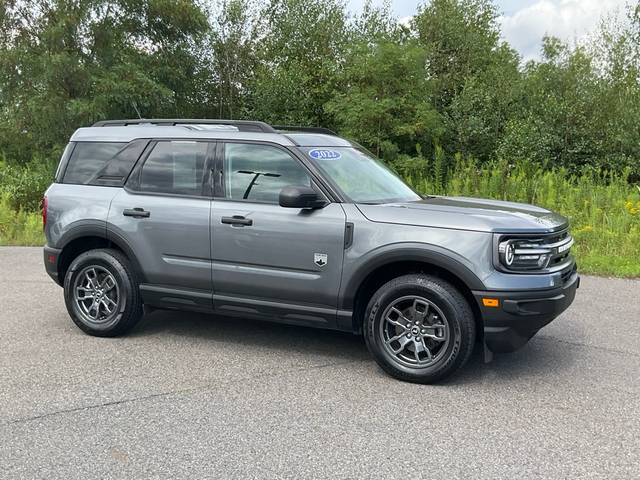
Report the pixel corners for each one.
[237,170,281,199]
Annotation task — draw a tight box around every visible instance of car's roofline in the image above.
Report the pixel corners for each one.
[70,126,360,148]
[70,126,297,146]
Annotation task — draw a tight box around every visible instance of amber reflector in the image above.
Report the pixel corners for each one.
[482,298,500,308]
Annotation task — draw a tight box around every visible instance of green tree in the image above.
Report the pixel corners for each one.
[326,40,442,159]
[248,0,348,126]
[412,0,520,160]
[206,0,260,119]
[0,0,208,163]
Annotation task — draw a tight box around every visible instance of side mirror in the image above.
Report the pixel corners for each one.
[279,186,327,209]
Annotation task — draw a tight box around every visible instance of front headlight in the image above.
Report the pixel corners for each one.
[495,233,574,272]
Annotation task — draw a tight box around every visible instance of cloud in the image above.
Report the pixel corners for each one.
[499,0,629,62]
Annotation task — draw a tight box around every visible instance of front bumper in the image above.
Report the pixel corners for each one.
[473,271,580,353]
[43,245,62,286]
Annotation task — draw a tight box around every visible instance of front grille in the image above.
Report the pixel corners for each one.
[496,229,575,274]
[537,230,573,269]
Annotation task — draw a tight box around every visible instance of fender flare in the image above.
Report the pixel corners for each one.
[55,221,146,283]
[56,220,107,247]
[339,243,487,311]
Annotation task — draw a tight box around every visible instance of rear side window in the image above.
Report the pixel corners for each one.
[63,143,124,184]
[138,141,209,196]
[62,141,146,186]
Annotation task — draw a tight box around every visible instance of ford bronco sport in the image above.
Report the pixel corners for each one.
[43,119,579,383]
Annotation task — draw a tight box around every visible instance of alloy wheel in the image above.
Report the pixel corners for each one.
[379,295,451,368]
[73,265,120,325]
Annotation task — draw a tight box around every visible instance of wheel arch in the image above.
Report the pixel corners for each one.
[56,224,146,284]
[342,247,485,335]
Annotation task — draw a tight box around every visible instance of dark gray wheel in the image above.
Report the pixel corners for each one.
[63,248,143,337]
[379,295,451,368]
[72,265,121,326]
[364,274,476,384]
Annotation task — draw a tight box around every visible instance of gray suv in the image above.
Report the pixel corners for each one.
[43,119,579,383]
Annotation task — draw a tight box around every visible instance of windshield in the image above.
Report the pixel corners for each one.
[302,147,421,204]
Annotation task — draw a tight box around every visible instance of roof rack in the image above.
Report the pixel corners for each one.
[274,125,337,136]
[92,119,278,133]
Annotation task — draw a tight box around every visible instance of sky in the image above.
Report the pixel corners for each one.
[347,0,630,62]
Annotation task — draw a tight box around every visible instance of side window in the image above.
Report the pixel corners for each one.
[223,143,312,203]
[92,140,148,185]
[63,142,126,184]
[139,141,209,196]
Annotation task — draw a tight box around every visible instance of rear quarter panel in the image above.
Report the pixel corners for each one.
[45,184,120,247]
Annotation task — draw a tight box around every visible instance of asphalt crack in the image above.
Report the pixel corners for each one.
[2,359,359,426]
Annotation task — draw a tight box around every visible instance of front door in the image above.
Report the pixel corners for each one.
[108,140,214,310]
[211,141,346,327]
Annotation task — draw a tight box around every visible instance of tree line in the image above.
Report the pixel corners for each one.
[1,0,639,178]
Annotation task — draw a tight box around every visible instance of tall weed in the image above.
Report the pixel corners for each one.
[0,194,43,245]
[401,156,640,277]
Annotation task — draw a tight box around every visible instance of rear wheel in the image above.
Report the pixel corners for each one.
[364,274,475,384]
[63,248,143,337]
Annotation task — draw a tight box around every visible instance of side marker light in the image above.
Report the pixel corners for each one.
[482,298,500,308]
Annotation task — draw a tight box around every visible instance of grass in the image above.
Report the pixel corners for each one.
[1,157,639,277]
[0,195,44,246]
[398,155,640,277]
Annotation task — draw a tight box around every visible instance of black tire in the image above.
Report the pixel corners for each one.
[63,248,143,337]
[364,274,476,384]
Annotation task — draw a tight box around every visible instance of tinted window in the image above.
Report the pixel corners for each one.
[224,143,311,203]
[63,142,126,184]
[92,140,148,185]
[139,141,209,196]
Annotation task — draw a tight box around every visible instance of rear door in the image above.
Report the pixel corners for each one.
[211,141,347,327]
[107,140,215,310]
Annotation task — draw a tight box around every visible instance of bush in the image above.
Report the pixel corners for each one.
[0,194,44,246]
[0,157,55,211]
[403,156,640,277]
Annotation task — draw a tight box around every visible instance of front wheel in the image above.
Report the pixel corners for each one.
[63,248,143,337]
[364,274,476,384]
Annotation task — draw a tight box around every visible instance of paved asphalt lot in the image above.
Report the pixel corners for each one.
[0,247,638,479]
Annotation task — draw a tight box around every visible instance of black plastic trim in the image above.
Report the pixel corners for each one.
[344,222,354,249]
[274,125,338,136]
[43,245,63,285]
[104,228,148,283]
[340,246,486,310]
[213,294,336,328]
[56,221,107,248]
[475,272,580,353]
[140,284,213,312]
[93,119,277,133]
[52,222,148,284]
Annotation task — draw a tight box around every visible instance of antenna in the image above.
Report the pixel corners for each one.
[131,101,143,120]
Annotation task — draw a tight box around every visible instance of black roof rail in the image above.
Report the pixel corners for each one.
[274,125,338,136]
[92,119,278,133]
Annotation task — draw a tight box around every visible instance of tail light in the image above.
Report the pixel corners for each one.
[41,195,48,230]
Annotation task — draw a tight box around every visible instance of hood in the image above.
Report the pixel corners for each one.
[357,196,568,233]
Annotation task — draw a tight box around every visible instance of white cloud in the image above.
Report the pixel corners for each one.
[398,15,413,27]
[499,0,629,62]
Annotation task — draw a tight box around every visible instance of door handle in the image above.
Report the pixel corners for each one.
[221,215,252,226]
[123,208,150,218]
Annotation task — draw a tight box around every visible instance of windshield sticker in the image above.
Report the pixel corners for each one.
[308,149,341,160]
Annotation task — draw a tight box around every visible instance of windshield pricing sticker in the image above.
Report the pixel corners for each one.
[309,149,341,160]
